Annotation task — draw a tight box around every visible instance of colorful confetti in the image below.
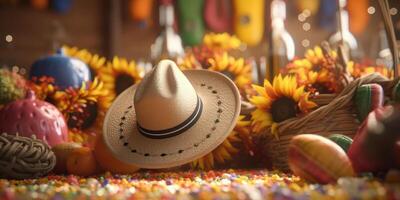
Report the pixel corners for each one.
[1,170,399,199]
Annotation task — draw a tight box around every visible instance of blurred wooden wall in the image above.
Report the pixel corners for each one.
[0,0,386,72]
[0,0,105,70]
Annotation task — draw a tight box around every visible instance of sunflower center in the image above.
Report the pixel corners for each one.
[115,74,135,95]
[68,101,98,130]
[270,97,298,122]
[221,70,236,81]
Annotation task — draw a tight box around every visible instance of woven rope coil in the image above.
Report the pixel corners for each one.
[260,73,392,171]
[0,133,56,179]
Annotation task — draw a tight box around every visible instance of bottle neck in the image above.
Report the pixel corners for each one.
[159,5,174,27]
[272,19,285,33]
[339,10,350,33]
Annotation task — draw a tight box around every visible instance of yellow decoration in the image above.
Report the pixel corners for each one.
[233,0,265,46]
[250,75,317,137]
[295,0,320,15]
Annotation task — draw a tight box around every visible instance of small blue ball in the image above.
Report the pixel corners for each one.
[30,52,90,90]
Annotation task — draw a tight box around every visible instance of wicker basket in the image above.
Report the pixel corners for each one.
[260,74,397,171]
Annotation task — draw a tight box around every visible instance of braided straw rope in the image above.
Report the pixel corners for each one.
[0,133,56,179]
[261,73,391,171]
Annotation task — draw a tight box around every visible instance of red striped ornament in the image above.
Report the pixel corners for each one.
[288,134,355,184]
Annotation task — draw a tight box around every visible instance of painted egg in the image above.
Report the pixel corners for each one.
[0,90,68,147]
[348,106,400,173]
[288,134,355,184]
[30,49,90,90]
[355,83,384,122]
[52,142,82,174]
[0,133,56,179]
[328,134,353,152]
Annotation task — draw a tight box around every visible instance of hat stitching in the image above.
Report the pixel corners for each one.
[117,82,223,157]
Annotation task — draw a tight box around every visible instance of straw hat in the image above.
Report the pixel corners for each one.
[103,59,241,168]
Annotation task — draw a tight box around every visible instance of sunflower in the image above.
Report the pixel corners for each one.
[203,33,242,52]
[207,52,252,93]
[176,51,202,70]
[287,46,337,77]
[285,46,340,95]
[250,75,317,137]
[297,68,336,95]
[97,57,144,101]
[62,45,107,78]
[178,33,243,70]
[191,116,252,169]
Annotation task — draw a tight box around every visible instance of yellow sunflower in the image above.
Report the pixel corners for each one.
[191,116,252,169]
[178,32,243,70]
[250,75,317,137]
[176,52,202,70]
[203,33,242,52]
[304,46,337,67]
[297,68,336,95]
[207,52,252,92]
[62,45,107,77]
[97,56,144,101]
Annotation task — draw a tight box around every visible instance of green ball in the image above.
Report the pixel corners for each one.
[328,134,353,152]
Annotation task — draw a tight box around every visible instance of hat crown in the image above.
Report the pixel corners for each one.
[134,60,198,132]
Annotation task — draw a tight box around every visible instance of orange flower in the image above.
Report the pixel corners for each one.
[285,46,340,95]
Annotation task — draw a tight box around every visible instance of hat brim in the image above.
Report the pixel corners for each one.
[103,69,241,169]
